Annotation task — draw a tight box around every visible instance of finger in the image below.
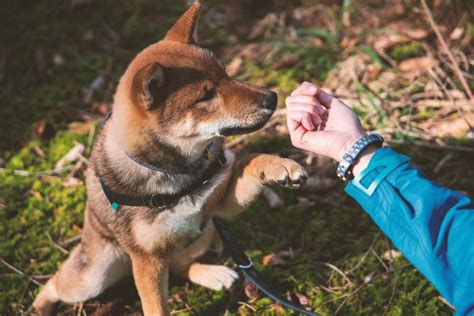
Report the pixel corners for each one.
[301,114,315,131]
[287,110,314,132]
[315,87,335,108]
[286,95,319,107]
[287,111,304,133]
[286,103,322,116]
[290,82,318,97]
[311,114,322,127]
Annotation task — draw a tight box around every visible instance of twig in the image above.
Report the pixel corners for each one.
[434,152,455,174]
[0,165,74,177]
[387,139,474,153]
[421,0,473,101]
[370,248,389,272]
[383,276,398,316]
[324,262,353,288]
[427,68,473,130]
[237,301,257,312]
[0,258,42,287]
[347,232,380,274]
[60,235,81,248]
[46,232,69,255]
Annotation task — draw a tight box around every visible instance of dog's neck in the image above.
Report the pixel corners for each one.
[101,115,224,195]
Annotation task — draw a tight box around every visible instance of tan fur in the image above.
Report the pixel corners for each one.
[33,2,307,315]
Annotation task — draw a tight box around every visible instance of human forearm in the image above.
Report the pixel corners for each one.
[345,147,474,315]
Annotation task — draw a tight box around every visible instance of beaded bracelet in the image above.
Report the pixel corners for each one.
[336,134,384,181]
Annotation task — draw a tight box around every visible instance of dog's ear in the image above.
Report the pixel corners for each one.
[134,63,165,109]
[164,0,201,44]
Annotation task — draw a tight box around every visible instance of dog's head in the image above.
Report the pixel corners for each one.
[115,0,277,158]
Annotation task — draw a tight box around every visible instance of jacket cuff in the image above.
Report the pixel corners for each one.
[345,147,410,197]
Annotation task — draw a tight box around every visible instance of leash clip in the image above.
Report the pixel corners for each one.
[238,258,253,269]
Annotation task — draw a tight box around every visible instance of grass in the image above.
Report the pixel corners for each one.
[1,0,473,315]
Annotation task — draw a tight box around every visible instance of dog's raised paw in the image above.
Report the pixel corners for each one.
[260,158,308,189]
[188,263,239,291]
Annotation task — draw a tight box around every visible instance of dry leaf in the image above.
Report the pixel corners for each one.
[382,249,402,261]
[244,282,259,300]
[62,177,83,188]
[450,27,464,40]
[398,56,438,72]
[91,102,113,116]
[33,120,55,139]
[32,146,45,158]
[269,303,285,313]
[420,114,474,138]
[372,34,409,51]
[272,57,299,70]
[295,293,309,306]
[262,253,286,266]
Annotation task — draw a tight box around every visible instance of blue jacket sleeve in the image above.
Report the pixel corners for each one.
[345,147,474,315]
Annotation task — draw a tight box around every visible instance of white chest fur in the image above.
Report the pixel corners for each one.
[131,151,234,253]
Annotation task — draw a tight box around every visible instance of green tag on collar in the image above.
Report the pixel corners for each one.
[111,202,120,212]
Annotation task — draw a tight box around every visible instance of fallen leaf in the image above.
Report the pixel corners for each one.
[244,282,259,300]
[33,120,55,139]
[32,146,45,157]
[398,56,438,72]
[167,294,183,304]
[262,253,286,266]
[269,303,284,313]
[62,177,83,187]
[295,292,309,306]
[272,57,299,70]
[382,249,402,261]
[450,27,464,40]
[91,102,113,116]
[371,34,409,51]
[53,53,64,65]
[420,114,474,138]
[277,248,294,258]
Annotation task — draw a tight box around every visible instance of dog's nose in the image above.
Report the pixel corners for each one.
[260,91,277,111]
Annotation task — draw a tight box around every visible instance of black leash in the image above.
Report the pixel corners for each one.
[213,217,319,316]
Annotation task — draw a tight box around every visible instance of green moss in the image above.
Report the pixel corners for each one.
[390,42,424,62]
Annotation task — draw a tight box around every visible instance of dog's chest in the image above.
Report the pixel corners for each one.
[131,159,233,253]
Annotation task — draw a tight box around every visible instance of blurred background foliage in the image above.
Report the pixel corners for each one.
[0,0,473,315]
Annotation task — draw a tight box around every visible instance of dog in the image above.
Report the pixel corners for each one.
[33,1,307,315]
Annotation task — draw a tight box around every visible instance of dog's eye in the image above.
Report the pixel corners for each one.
[197,88,216,103]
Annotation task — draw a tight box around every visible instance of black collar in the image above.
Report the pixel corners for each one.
[96,110,227,211]
[99,150,226,211]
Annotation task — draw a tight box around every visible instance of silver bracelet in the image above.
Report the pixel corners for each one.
[336,134,384,181]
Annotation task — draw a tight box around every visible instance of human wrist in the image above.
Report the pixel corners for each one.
[335,132,367,162]
[351,145,377,177]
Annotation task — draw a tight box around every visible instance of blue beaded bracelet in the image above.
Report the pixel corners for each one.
[336,134,384,181]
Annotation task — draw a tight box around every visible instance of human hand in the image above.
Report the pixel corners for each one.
[285,82,370,165]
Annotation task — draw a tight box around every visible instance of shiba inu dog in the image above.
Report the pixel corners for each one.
[33,1,307,315]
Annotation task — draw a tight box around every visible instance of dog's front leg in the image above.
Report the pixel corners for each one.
[212,154,308,217]
[130,254,169,316]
